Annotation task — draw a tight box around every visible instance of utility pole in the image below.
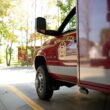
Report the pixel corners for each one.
[26,18,28,66]
[34,0,37,47]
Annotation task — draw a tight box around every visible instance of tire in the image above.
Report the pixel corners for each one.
[35,65,53,100]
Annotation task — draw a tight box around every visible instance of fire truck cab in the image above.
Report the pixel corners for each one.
[34,0,110,100]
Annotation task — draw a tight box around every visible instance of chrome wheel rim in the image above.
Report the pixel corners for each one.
[37,71,44,93]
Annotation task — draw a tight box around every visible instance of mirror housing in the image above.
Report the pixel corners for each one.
[35,17,46,34]
[35,17,59,36]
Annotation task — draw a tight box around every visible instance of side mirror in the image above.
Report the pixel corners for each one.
[35,17,59,36]
[35,17,46,34]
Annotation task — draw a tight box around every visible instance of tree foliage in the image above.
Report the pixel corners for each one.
[0,0,19,65]
[57,0,74,17]
[0,0,18,38]
[57,0,76,29]
[0,0,14,17]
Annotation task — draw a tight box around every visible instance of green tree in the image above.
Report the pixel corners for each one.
[0,0,13,64]
[0,0,13,42]
[5,32,17,66]
[0,0,19,65]
[57,0,76,29]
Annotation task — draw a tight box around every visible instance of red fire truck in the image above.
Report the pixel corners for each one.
[34,0,110,100]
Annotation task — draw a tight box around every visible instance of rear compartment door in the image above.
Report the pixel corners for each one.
[78,0,110,90]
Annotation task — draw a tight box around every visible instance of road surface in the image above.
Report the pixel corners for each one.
[0,66,110,110]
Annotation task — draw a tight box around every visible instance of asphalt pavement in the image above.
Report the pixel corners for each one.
[0,66,110,110]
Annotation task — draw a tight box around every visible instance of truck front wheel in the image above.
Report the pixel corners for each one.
[35,65,53,100]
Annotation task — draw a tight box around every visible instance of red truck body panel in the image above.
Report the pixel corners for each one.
[38,32,77,84]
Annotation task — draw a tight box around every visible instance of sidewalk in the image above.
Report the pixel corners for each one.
[0,65,36,84]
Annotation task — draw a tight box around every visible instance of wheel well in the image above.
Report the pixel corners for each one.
[34,56,46,70]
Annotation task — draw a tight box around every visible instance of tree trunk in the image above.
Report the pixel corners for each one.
[6,42,13,66]
[6,45,9,66]
[8,42,13,66]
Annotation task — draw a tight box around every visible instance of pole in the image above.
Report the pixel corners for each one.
[26,15,29,66]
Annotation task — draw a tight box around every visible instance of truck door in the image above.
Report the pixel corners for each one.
[56,7,77,83]
[57,32,77,82]
[78,0,110,92]
[48,7,77,83]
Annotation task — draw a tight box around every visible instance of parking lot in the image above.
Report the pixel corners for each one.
[0,66,110,110]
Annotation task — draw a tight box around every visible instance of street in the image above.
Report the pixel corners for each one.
[0,66,110,110]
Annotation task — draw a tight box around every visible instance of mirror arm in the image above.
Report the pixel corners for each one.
[45,30,60,36]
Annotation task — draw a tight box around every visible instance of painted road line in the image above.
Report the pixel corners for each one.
[6,84,44,110]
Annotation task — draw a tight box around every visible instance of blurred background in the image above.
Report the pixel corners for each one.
[0,0,76,66]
